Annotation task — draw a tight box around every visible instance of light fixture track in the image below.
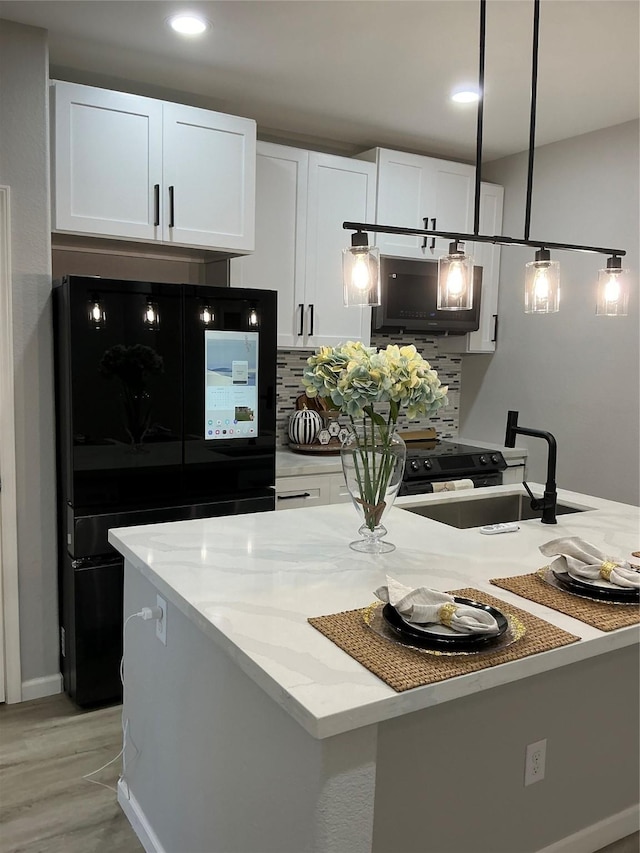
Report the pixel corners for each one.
[341,221,626,259]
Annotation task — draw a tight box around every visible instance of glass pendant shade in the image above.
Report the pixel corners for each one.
[596,259,629,316]
[343,233,381,307]
[437,242,474,310]
[524,249,560,313]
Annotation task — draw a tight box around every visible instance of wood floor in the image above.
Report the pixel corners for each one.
[0,693,142,853]
[0,693,638,853]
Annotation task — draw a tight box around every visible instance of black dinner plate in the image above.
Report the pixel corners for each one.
[552,570,640,604]
[382,597,508,652]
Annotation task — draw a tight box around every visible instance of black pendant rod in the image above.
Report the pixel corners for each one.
[473,0,487,236]
[523,0,540,241]
[342,221,626,258]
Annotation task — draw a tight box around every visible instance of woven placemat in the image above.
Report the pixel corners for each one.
[490,571,640,632]
[308,588,580,693]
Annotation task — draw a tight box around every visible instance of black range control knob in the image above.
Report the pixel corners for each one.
[410,460,420,472]
[423,459,432,471]
[479,455,488,465]
[490,453,501,464]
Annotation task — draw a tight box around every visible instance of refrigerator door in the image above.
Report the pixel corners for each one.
[60,553,124,707]
[182,285,277,503]
[54,276,184,513]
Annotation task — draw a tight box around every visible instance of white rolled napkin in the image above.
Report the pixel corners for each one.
[539,537,640,589]
[374,576,499,635]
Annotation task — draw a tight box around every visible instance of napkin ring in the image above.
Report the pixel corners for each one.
[439,602,458,627]
[600,561,617,581]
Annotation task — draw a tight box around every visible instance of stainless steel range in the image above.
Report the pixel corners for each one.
[400,439,507,496]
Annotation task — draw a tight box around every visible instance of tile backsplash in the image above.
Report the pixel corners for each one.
[276,333,462,446]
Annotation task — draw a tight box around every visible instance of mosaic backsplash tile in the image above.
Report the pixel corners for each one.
[276,332,462,446]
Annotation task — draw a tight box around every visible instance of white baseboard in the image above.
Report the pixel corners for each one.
[117,779,166,853]
[20,673,63,702]
[537,804,640,853]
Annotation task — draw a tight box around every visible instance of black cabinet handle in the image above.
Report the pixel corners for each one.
[421,217,429,250]
[168,186,175,228]
[430,217,437,251]
[309,303,315,336]
[277,493,311,501]
[153,184,160,227]
[491,313,498,343]
[298,303,304,336]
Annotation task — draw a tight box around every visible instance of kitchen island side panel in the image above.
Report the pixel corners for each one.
[121,557,639,853]
[120,564,377,853]
[373,644,640,853]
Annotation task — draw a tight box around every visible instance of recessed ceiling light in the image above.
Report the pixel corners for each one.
[451,89,480,104]
[168,14,210,36]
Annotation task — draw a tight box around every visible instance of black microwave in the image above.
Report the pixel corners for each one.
[372,256,482,334]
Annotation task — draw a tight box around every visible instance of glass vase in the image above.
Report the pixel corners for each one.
[340,420,406,553]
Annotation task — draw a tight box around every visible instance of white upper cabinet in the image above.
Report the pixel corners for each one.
[230,143,308,347]
[441,181,504,354]
[357,148,475,259]
[51,81,256,253]
[304,152,376,348]
[231,143,376,349]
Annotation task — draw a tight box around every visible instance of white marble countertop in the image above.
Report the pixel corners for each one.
[276,438,528,478]
[109,483,639,740]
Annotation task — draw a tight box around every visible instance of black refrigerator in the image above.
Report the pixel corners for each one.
[53,276,277,707]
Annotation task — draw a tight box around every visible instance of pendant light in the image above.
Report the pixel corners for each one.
[596,256,629,316]
[437,242,474,310]
[342,232,381,307]
[524,248,560,313]
[341,0,629,319]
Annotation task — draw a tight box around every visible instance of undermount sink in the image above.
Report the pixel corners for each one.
[400,493,591,529]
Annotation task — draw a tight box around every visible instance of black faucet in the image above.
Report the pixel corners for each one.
[505,410,558,524]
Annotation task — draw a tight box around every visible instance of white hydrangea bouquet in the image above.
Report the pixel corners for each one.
[302,341,448,551]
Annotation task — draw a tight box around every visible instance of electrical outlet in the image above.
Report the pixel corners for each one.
[156,595,167,645]
[524,739,547,786]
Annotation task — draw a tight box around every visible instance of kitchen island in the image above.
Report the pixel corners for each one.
[109,484,639,853]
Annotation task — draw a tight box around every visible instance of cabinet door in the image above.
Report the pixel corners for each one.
[430,158,476,256]
[374,149,435,258]
[230,143,308,348]
[373,149,475,259]
[162,103,256,251]
[440,182,504,354]
[51,81,162,240]
[304,153,376,348]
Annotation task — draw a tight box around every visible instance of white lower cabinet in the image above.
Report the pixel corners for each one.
[275,471,350,510]
[231,142,376,348]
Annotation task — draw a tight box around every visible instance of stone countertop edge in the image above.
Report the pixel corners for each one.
[108,483,639,741]
[276,440,529,478]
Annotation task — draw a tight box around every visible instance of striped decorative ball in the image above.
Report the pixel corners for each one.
[288,409,323,445]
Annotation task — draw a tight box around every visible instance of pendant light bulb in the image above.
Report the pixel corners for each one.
[144,300,160,327]
[342,232,381,307]
[437,242,474,310]
[596,256,629,316]
[88,294,106,328]
[525,248,560,313]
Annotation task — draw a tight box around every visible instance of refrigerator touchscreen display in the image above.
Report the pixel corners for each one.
[204,330,259,439]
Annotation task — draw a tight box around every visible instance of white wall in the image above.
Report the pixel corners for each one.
[0,21,59,686]
[461,121,639,506]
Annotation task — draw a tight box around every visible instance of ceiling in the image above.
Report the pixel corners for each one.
[1,0,638,162]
